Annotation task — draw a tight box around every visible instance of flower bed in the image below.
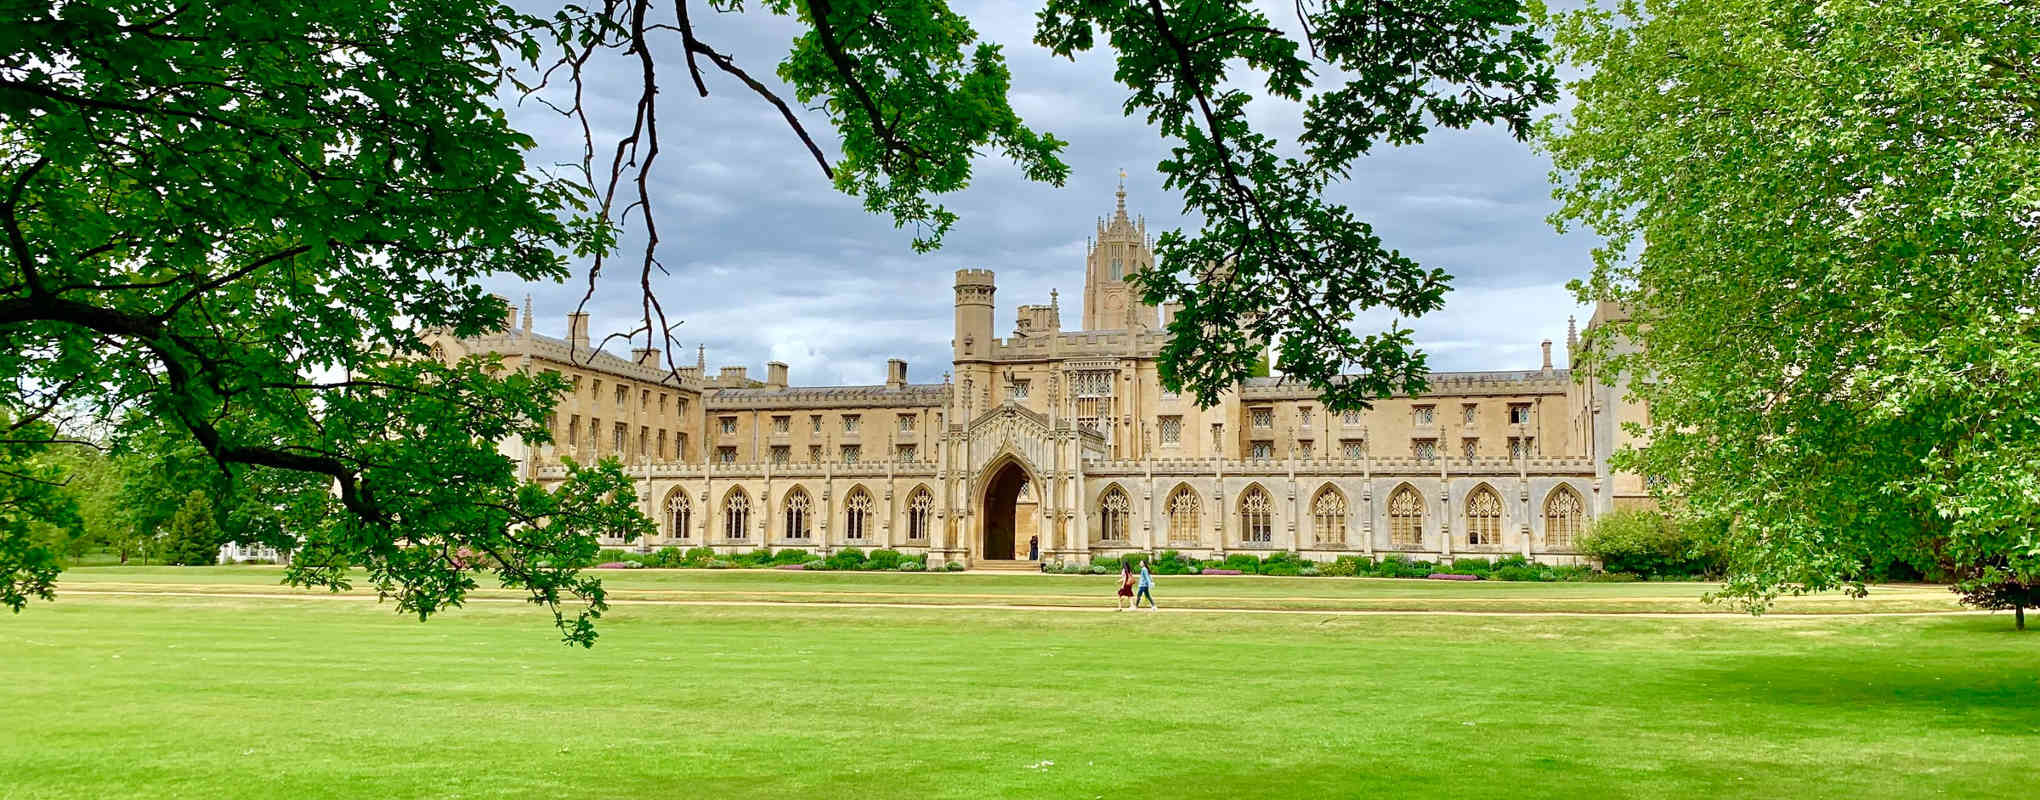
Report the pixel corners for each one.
[1426,573,1481,581]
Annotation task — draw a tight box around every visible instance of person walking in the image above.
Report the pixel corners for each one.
[1135,559,1156,611]
[1116,561,1136,611]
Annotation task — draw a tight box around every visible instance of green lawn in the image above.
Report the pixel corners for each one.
[2,572,2032,799]
[51,565,1968,613]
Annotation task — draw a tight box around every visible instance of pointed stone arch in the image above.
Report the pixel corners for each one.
[1544,484,1586,549]
[721,486,752,542]
[663,487,692,542]
[1466,483,1504,546]
[905,484,935,542]
[844,484,875,542]
[1387,482,1425,548]
[1165,483,1202,545]
[1098,483,1131,543]
[1237,483,1274,544]
[1310,484,1347,546]
[976,457,1039,560]
[781,485,814,541]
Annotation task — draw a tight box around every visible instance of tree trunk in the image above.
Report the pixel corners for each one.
[2017,604,2026,631]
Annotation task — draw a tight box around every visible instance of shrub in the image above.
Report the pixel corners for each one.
[1222,553,1262,574]
[1494,554,1531,570]
[802,558,831,571]
[1090,555,1123,571]
[825,547,867,571]
[900,553,927,568]
[706,559,736,569]
[1119,552,1151,571]
[1577,510,1725,578]
[682,546,717,566]
[732,548,774,568]
[1088,564,1108,575]
[1450,557,1494,577]
[866,549,903,571]
[1151,551,1197,575]
[1299,565,1320,577]
[898,560,925,572]
[1493,565,1540,582]
[771,548,811,565]
[638,547,686,568]
[596,548,632,565]
[945,561,966,572]
[1319,556,1360,578]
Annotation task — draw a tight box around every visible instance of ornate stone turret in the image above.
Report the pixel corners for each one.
[1081,171,1160,332]
[953,268,995,361]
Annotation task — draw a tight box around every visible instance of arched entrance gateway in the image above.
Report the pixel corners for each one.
[978,459,1040,562]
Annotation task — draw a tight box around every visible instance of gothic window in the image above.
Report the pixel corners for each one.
[1312,486,1346,546]
[841,445,860,464]
[1343,410,1362,425]
[1239,485,1274,544]
[1545,485,1585,549]
[567,416,581,452]
[1210,423,1224,449]
[772,415,790,433]
[1073,370,1115,433]
[1510,437,1537,459]
[1251,407,1274,428]
[811,414,822,433]
[1298,408,1313,428]
[719,416,737,434]
[675,433,687,458]
[1413,405,1435,425]
[723,489,751,541]
[1099,485,1130,543]
[666,490,691,541]
[1167,485,1201,545]
[783,488,813,540]
[614,385,627,409]
[1413,439,1437,460]
[1509,403,1532,424]
[1251,441,1274,460]
[770,446,789,465]
[1462,438,1478,461]
[641,389,650,410]
[898,414,917,432]
[1009,380,1029,401]
[844,487,873,541]
[1388,484,1424,547]
[717,446,737,464]
[1467,484,1504,546]
[808,445,823,463]
[896,444,917,462]
[1159,416,1182,445]
[1341,439,1365,459]
[1299,440,1313,459]
[843,414,860,433]
[612,423,627,453]
[1111,257,1123,279]
[657,431,667,460]
[907,488,934,541]
[1463,403,1477,425]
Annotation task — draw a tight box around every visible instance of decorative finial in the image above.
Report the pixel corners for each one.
[1567,316,1579,350]
[1050,288,1059,309]
[696,343,706,371]
[1114,168,1127,218]
[521,294,534,333]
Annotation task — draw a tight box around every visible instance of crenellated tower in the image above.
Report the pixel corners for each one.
[1082,172,1160,331]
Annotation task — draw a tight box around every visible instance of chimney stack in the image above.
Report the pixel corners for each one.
[766,361,788,390]
[1540,339,1554,374]
[565,312,590,350]
[632,347,661,367]
[718,366,748,383]
[493,294,516,333]
[886,358,907,390]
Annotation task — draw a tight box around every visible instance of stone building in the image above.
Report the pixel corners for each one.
[434,183,1647,567]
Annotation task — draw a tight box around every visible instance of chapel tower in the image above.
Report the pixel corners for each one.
[1081,172,1160,331]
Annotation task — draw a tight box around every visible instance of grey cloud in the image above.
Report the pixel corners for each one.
[484,1,1594,385]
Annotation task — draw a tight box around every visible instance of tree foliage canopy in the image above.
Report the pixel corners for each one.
[3,0,1557,641]
[1540,0,2040,618]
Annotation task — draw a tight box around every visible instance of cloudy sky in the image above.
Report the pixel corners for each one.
[489,2,1597,387]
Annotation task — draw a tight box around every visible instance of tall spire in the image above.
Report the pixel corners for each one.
[1114,168,1128,222]
[1567,315,1579,352]
[696,343,706,371]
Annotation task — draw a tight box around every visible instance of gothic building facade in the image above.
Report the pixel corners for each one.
[435,185,1647,567]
